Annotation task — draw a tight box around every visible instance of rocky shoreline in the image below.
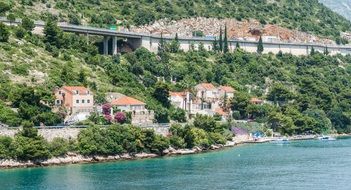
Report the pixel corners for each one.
[0,141,237,169]
[2,134,347,169]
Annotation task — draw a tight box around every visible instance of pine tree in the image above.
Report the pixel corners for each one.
[223,25,229,53]
[22,17,35,32]
[219,27,223,52]
[44,18,63,48]
[257,36,264,54]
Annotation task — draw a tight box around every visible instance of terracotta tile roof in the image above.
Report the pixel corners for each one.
[196,83,216,90]
[218,86,235,93]
[62,86,91,95]
[215,108,228,116]
[170,91,187,97]
[111,96,145,106]
[250,97,263,104]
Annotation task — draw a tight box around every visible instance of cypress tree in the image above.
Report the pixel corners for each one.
[310,47,315,55]
[236,42,240,49]
[257,36,264,54]
[175,33,179,42]
[324,46,329,55]
[212,37,219,52]
[158,32,165,55]
[223,25,229,53]
[169,33,180,53]
[219,27,223,52]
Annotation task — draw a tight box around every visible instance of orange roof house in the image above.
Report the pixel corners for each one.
[196,83,216,90]
[109,95,154,124]
[54,86,94,114]
[61,86,92,95]
[218,86,235,93]
[169,91,188,98]
[111,96,147,112]
[111,96,146,106]
[218,85,235,99]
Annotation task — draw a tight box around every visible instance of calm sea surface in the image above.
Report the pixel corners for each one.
[1,137,351,190]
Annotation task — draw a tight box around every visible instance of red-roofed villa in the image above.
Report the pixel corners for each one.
[54,86,94,114]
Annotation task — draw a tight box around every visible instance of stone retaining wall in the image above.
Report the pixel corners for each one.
[0,128,82,141]
[0,126,169,141]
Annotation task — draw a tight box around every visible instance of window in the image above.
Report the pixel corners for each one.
[58,91,61,95]
[56,100,61,105]
[87,91,90,94]
[82,99,85,104]
[87,99,90,103]
[75,90,79,94]
[76,100,79,104]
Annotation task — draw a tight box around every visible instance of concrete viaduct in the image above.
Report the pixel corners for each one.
[2,17,351,56]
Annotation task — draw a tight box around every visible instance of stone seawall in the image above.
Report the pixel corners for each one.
[0,126,169,141]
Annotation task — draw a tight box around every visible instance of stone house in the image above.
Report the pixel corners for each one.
[110,96,154,124]
[170,83,235,120]
[54,86,94,115]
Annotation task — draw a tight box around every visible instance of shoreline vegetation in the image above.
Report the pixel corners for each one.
[1,134,347,169]
[0,114,349,170]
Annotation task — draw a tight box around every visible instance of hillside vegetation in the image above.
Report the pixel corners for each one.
[1,19,351,135]
[1,0,351,40]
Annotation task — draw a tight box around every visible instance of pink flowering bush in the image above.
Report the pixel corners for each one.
[102,104,112,115]
[114,112,126,124]
[104,114,113,124]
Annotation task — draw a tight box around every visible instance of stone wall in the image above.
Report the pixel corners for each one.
[0,127,82,141]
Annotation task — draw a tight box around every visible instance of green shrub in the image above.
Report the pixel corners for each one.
[193,114,218,132]
[49,138,70,157]
[170,108,186,122]
[0,23,10,42]
[0,102,22,127]
[11,64,29,76]
[0,136,14,159]
[170,135,186,149]
[209,132,226,145]
[15,27,26,39]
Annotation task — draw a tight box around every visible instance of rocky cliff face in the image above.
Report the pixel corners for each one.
[130,17,334,44]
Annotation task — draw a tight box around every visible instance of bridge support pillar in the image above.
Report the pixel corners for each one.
[103,36,110,55]
[112,36,118,55]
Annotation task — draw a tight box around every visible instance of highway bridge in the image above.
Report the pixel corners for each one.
[1,17,351,56]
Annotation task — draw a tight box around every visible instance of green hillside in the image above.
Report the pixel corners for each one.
[1,19,351,134]
[1,1,351,135]
[1,0,351,40]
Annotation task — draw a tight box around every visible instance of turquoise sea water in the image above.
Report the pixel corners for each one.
[1,137,351,190]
